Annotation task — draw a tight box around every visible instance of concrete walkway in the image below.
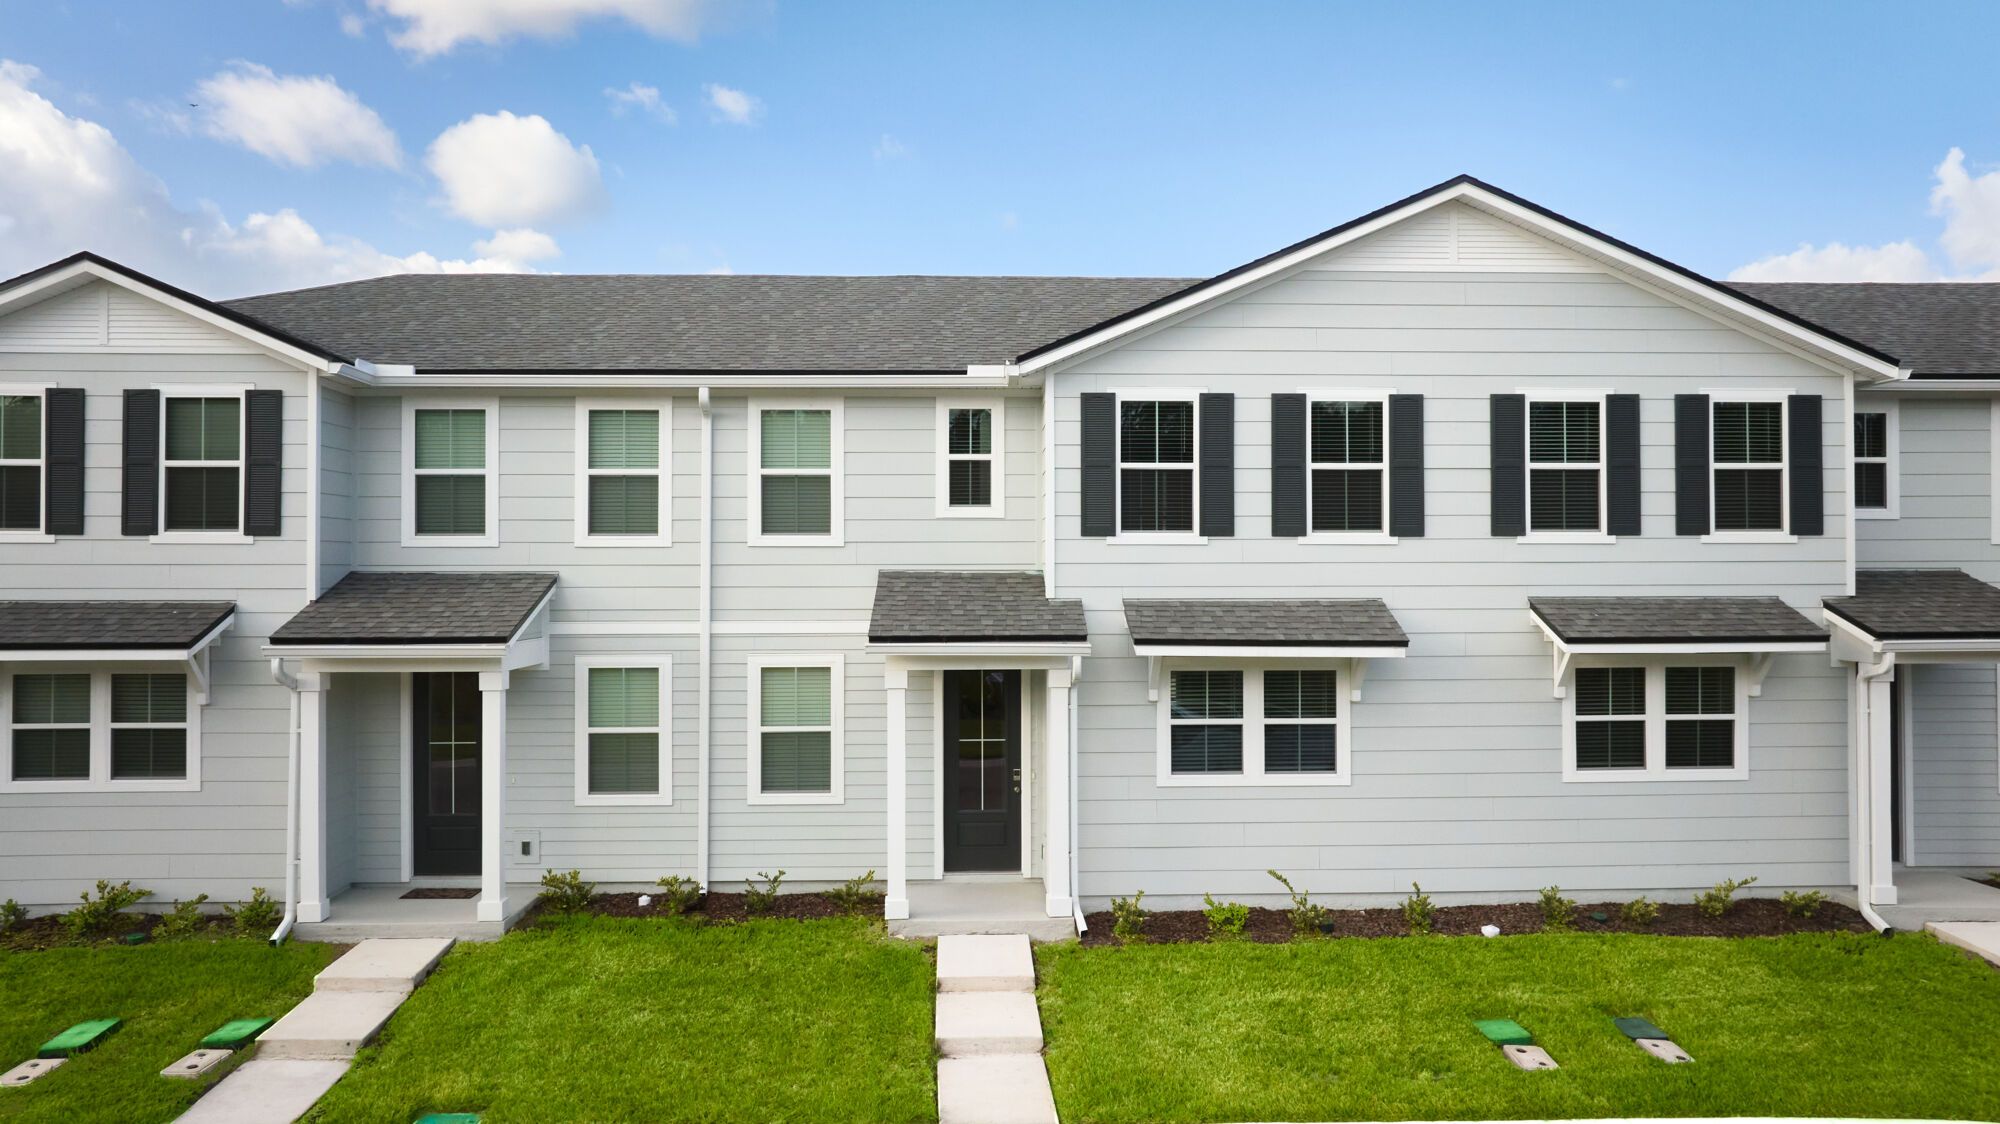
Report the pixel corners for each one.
[1927,920,2000,967]
[1880,867,2000,929]
[177,937,453,1124]
[935,934,1059,1124]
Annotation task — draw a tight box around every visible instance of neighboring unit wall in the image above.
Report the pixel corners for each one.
[1855,392,2000,581]
[1905,663,2000,867]
[318,384,355,594]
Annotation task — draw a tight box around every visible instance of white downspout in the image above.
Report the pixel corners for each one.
[268,658,301,945]
[1068,655,1084,933]
[697,387,714,890]
[1854,657,1895,934]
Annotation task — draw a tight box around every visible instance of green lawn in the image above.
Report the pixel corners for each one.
[306,915,936,1124]
[1038,931,2000,1123]
[0,938,336,1124]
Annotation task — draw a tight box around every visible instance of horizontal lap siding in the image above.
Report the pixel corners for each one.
[1856,394,1999,579]
[318,386,353,592]
[1907,664,2000,866]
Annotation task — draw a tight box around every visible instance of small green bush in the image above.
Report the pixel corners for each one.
[155,894,211,940]
[1621,896,1661,928]
[1268,870,1329,937]
[225,887,282,936]
[1201,893,1250,938]
[1538,885,1576,932]
[1401,883,1435,936]
[1781,889,1827,919]
[827,870,877,915]
[537,869,596,914]
[654,874,702,916]
[744,870,784,914]
[1109,891,1147,943]
[0,898,26,933]
[61,879,152,939]
[1695,876,1757,918]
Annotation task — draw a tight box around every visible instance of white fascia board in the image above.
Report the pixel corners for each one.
[260,642,508,661]
[1870,379,2000,394]
[1128,643,1409,660]
[337,370,1017,391]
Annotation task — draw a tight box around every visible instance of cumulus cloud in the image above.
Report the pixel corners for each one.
[369,0,709,56]
[703,82,758,125]
[1932,147,2000,274]
[1730,148,2000,282]
[425,110,603,227]
[1727,240,1936,283]
[194,62,401,169]
[472,227,561,264]
[604,80,675,123]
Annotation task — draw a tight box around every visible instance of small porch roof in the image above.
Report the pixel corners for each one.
[1529,596,1828,648]
[0,600,235,655]
[1824,570,2000,664]
[265,571,555,667]
[1123,598,1409,657]
[867,571,1088,656]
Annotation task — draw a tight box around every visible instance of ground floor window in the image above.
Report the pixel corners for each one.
[574,657,671,805]
[1158,664,1350,786]
[748,655,844,804]
[2,669,198,791]
[1564,660,1747,781]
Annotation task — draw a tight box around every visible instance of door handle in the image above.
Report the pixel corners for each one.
[1012,767,1021,793]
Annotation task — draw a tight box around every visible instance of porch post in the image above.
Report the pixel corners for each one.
[297,672,329,923]
[477,670,510,923]
[1866,668,1898,905]
[884,661,909,920]
[1044,663,1073,918]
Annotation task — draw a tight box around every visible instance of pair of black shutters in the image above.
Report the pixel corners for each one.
[1077,392,1427,538]
[118,389,284,537]
[1488,392,1822,537]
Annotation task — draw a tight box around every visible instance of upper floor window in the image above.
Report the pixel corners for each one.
[1564,660,1747,782]
[1712,398,1785,532]
[1119,394,1196,534]
[576,401,667,546]
[1310,396,1385,533]
[163,395,241,532]
[937,399,1004,517]
[1854,404,1896,518]
[0,392,42,533]
[402,398,499,547]
[752,399,843,545]
[1527,397,1602,533]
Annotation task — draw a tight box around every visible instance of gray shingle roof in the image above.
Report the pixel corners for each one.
[868,571,1085,643]
[1823,569,2000,640]
[1529,596,1827,645]
[0,601,235,650]
[222,274,1197,373]
[1732,282,2000,378]
[269,572,557,646]
[1122,599,1409,648]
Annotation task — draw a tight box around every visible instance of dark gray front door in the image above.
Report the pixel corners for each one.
[413,671,481,876]
[942,669,1022,872]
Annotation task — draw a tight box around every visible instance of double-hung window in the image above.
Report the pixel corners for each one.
[1572,667,1645,771]
[937,399,1004,517]
[1159,666,1350,786]
[1563,660,1748,781]
[1854,404,1896,517]
[1308,394,1386,534]
[3,670,199,791]
[1118,394,1197,534]
[9,673,90,781]
[163,393,242,533]
[749,656,843,803]
[110,673,188,780]
[1262,670,1339,773]
[404,399,498,545]
[1664,666,1736,769]
[1711,397,1786,533]
[576,401,667,545]
[575,657,671,804]
[752,399,842,545]
[1168,670,1244,774]
[0,391,44,533]
[1526,395,1603,534]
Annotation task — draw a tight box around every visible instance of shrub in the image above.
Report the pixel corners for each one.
[1695,876,1757,918]
[1109,891,1147,943]
[0,898,26,933]
[744,870,784,914]
[61,879,152,939]
[1268,869,1330,937]
[827,870,877,915]
[654,875,702,916]
[1538,885,1576,932]
[537,869,596,914]
[156,894,211,940]
[224,887,282,936]
[1201,893,1250,938]
[1401,883,1435,936]
[1620,896,1661,928]
[1781,889,1827,919]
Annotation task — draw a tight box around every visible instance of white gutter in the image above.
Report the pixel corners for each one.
[697,387,714,891]
[268,658,301,945]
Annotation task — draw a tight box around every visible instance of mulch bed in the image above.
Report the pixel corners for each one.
[1078,897,1869,947]
[533,890,884,926]
[0,912,246,952]
[400,887,479,900]
[1971,874,2000,891]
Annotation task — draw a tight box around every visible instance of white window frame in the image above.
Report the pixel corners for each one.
[746,653,845,805]
[0,382,54,543]
[1111,388,1204,544]
[1518,386,1612,544]
[574,397,671,547]
[154,383,253,545]
[749,397,844,547]
[573,655,673,806]
[935,397,1006,518]
[401,396,501,548]
[1300,386,1396,545]
[1703,387,1796,544]
[0,667,202,794]
[1154,660,1352,787]
[1560,656,1750,783]
[1854,398,1898,520]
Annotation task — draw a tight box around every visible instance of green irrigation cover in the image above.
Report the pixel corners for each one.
[1473,1018,1533,1046]
[414,1116,481,1123]
[1614,1016,1668,1040]
[39,1018,122,1059]
[199,1018,277,1051]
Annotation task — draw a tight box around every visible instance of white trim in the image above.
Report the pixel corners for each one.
[573,655,673,806]
[334,369,1015,391]
[1990,399,2000,546]
[746,653,845,805]
[748,396,845,547]
[1153,662,1352,788]
[573,396,672,548]
[1300,386,1393,539]
[305,377,320,600]
[1853,398,1899,520]
[153,383,252,542]
[1559,656,1752,783]
[400,396,500,548]
[1132,643,1408,661]
[867,641,1092,658]
[0,666,203,794]
[1112,388,1200,538]
[1706,388,1794,536]
[398,672,414,882]
[1519,386,1609,539]
[0,383,53,538]
[935,396,1006,518]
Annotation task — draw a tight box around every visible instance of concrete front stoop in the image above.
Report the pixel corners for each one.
[934,934,1059,1124]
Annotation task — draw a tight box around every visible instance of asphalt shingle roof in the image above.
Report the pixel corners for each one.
[269,572,557,646]
[0,601,235,650]
[1823,569,2000,640]
[1122,599,1409,648]
[868,571,1085,643]
[1732,282,2000,378]
[1528,596,1827,645]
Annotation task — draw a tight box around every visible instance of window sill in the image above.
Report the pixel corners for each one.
[1517,532,1617,545]
[1562,768,1749,784]
[1298,532,1398,546]
[1156,772,1352,788]
[747,534,846,548]
[1855,509,1900,521]
[935,506,1006,520]
[151,532,253,545]
[1107,533,1208,546]
[573,535,671,549]
[0,531,56,544]
[0,778,200,794]
[1700,532,1797,544]
[746,791,844,805]
[400,534,499,548]
[575,792,674,807]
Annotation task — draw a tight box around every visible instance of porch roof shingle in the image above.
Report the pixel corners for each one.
[269,572,557,646]
[868,571,1086,644]
[0,601,235,650]
[1528,596,1827,645]
[1122,599,1409,648]
[1823,569,2000,641]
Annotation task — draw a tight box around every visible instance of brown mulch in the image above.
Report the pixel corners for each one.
[400,887,479,900]
[534,889,885,926]
[0,911,247,952]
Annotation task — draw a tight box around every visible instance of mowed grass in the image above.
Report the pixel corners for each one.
[306,915,936,1124]
[0,939,335,1124]
[1038,931,2000,1122]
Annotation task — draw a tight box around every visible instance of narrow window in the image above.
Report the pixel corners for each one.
[11,673,91,780]
[1665,666,1736,769]
[759,409,833,536]
[1527,399,1602,532]
[1713,400,1785,531]
[110,673,187,780]
[413,408,489,536]
[0,393,43,532]
[1263,669,1337,773]
[944,406,997,511]
[1309,400,1384,532]
[1855,410,1889,511]
[1118,398,1196,533]
[1168,669,1243,774]
[758,665,835,795]
[1573,666,1645,770]
[586,409,661,537]
[585,666,662,796]
[163,396,241,532]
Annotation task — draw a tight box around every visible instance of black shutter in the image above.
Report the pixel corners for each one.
[1080,392,1115,537]
[121,389,159,536]
[1789,394,1823,536]
[43,388,84,536]
[244,389,283,537]
[1606,393,1641,537]
[1198,392,1234,537]
[1489,394,1525,536]
[1388,394,1425,537]
[1674,394,1710,536]
[1271,393,1306,537]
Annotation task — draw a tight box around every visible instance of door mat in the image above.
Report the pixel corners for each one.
[401,888,479,899]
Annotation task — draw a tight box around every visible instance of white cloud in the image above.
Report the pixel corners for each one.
[472,227,561,264]
[194,62,401,169]
[605,80,675,123]
[1730,147,2000,282]
[1931,147,2000,274]
[1728,240,1937,283]
[425,110,603,227]
[703,83,758,125]
[872,133,908,161]
[339,11,368,37]
[369,0,709,57]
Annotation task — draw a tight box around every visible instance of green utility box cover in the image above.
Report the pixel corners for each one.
[415,1115,481,1123]
[1614,1016,1668,1040]
[199,1018,276,1051]
[1473,1018,1534,1046]
[39,1019,122,1058]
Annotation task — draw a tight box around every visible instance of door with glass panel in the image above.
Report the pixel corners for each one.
[412,672,481,875]
[942,670,1022,872]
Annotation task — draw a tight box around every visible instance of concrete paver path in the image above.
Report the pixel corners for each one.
[934,933,1058,1124]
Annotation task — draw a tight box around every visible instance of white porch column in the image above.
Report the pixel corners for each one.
[297,672,329,923]
[1044,664,1073,918]
[884,661,909,921]
[1866,668,1898,905]
[477,670,510,923]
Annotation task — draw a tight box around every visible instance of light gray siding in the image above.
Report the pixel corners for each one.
[1905,663,2000,867]
[318,384,354,593]
[1856,392,1999,580]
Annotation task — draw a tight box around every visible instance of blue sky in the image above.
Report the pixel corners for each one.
[3,0,1999,296]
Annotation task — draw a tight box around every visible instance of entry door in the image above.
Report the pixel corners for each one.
[943,670,1022,872]
[412,672,482,876]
